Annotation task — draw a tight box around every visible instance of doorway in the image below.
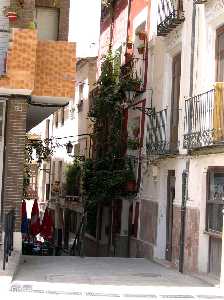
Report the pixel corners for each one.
[166,170,175,261]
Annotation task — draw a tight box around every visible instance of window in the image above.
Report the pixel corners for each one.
[60,107,65,126]
[216,26,224,82]
[206,168,224,233]
[35,7,59,41]
[54,111,58,128]
[45,119,50,139]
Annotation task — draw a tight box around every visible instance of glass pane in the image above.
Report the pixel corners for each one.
[207,203,223,232]
[209,171,224,201]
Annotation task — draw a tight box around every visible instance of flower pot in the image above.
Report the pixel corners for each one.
[126,180,137,192]
[127,41,133,50]
[137,47,145,55]
[138,31,146,41]
[125,52,133,62]
[7,11,18,21]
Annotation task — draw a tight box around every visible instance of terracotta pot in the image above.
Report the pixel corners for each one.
[126,180,137,192]
[138,32,146,41]
[7,12,18,21]
[137,47,145,55]
[127,42,133,50]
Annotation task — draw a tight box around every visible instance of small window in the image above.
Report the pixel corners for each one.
[35,7,59,41]
[79,83,84,103]
[61,107,65,126]
[54,111,58,128]
[206,168,224,233]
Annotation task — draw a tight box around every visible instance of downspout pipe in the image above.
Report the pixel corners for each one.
[179,3,196,273]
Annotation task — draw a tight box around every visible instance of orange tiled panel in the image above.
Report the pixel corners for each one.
[0,29,37,91]
[33,41,76,98]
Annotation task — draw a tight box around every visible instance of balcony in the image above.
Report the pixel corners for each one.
[146,108,169,156]
[120,57,146,92]
[157,0,185,37]
[183,84,224,150]
[0,29,76,130]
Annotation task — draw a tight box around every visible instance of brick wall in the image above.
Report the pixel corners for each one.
[33,40,76,98]
[0,29,76,99]
[1,29,38,90]
[3,97,28,231]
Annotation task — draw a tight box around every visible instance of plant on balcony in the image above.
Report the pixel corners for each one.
[136,29,146,41]
[121,76,142,96]
[127,39,133,50]
[125,158,137,193]
[65,161,81,196]
[23,137,53,199]
[137,44,145,55]
[127,138,140,150]
[3,3,22,21]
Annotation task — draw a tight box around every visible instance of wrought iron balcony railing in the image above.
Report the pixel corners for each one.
[157,0,185,37]
[183,84,224,149]
[120,57,146,92]
[146,108,168,156]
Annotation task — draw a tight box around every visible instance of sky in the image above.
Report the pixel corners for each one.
[69,0,101,58]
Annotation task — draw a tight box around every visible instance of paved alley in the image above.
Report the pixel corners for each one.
[7,256,224,299]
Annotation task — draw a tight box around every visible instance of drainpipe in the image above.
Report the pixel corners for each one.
[179,2,196,273]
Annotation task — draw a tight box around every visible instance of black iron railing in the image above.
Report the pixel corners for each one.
[157,0,185,36]
[3,210,15,270]
[120,57,145,91]
[183,89,217,149]
[146,108,168,155]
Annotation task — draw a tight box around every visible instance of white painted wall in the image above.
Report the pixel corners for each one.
[141,0,224,273]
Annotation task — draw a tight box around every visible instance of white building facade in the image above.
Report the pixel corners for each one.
[134,0,224,279]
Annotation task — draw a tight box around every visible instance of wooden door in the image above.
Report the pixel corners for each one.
[170,53,181,152]
[166,170,175,261]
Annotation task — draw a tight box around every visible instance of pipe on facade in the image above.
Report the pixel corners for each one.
[179,3,196,273]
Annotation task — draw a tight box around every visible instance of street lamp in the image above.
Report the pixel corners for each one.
[66,141,73,154]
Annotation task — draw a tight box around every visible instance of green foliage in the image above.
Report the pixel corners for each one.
[65,161,81,196]
[23,138,53,198]
[127,138,140,150]
[83,50,139,208]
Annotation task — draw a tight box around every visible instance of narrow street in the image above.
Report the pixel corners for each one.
[4,256,222,299]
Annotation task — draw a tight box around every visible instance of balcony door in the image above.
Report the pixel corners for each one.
[216,26,224,82]
[170,53,181,152]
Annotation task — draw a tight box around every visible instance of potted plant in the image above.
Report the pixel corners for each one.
[127,138,140,150]
[137,44,145,55]
[124,52,133,62]
[3,4,21,21]
[125,159,137,193]
[127,39,133,50]
[136,30,146,41]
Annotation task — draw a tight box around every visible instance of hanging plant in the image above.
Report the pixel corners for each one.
[137,44,145,55]
[136,30,146,41]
